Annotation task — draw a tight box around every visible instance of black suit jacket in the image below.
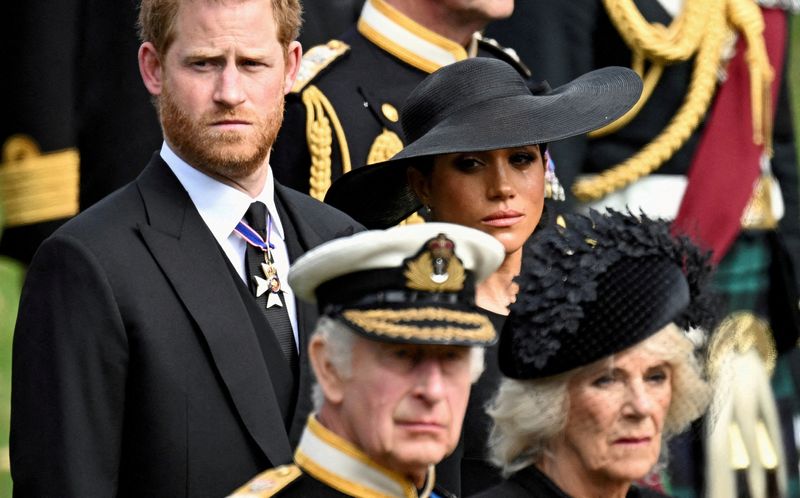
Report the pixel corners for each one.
[10,154,363,497]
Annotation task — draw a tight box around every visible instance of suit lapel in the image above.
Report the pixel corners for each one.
[135,156,293,464]
[274,186,323,444]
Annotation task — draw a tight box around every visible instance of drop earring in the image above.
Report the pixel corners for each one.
[544,150,565,201]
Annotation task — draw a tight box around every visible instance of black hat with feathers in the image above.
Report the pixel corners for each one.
[499,209,719,379]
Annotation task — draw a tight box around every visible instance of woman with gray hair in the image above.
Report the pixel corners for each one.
[473,209,718,498]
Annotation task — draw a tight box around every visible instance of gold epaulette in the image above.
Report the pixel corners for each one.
[0,134,79,227]
[226,464,302,497]
[292,40,350,94]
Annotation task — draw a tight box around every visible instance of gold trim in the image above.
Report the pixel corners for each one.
[740,171,778,229]
[228,464,302,497]
[381,103,400,123]
[342,307,495,343]
[573,0,774,201]
[291,40,350,94]
[358,21,442,74]
[297,416,418,498]
[302,85,352,200]
[404,252,465,292]
[367,129,404,165]
[1,134,79,227]
[707,311,777,379]
[368,0,466,61]
[296,451,405,498]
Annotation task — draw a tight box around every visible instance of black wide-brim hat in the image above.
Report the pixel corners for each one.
[325,58,643,229]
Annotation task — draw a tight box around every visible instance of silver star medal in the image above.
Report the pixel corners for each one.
[254,255,284,308]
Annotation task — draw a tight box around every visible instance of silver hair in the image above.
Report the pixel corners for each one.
[488,323,712,476]
[311,316,486,411]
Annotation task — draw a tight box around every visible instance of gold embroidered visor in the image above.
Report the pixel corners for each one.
[288,223,505,346]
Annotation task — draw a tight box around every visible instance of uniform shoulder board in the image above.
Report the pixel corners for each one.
[291,40,350,93]
[226,464,303,497]
[476,34,532,79]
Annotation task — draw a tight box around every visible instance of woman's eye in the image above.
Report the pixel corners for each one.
[454,157,482,171]
[592,375,614,387]
[509,152,535,166]
[646,369,669,384]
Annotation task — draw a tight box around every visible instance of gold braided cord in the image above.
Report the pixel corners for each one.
[302,85,352,200]
[728,0,774,149]
[573,0,774,202]
[574,6,727,201]
[602,0,712,64]
[366,129,403,165]
[342,307,496,343]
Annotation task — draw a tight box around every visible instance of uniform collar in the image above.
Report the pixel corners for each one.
[357,0,478,73]
[160,141,285,246]
[294,415,436,498]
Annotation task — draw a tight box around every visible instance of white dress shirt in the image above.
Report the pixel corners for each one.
[160,142,299,348]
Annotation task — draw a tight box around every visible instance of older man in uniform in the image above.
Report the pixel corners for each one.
[227,222,504,498]
[269,0,532,202]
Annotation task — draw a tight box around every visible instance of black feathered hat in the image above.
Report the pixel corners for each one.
[325,58,643,229]
[499,209,718,379]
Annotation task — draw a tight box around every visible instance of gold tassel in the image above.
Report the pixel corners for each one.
[366,129,403,165]
[301,85,352,200]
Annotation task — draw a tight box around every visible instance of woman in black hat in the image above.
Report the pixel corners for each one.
[325,57,643,493]
[473,209,717,498]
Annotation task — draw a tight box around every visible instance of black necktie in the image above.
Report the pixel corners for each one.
[243,201,298,374]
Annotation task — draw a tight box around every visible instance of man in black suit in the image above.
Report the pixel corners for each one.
[9,0,362,496]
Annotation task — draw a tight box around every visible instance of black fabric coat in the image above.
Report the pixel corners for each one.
[10,155,363,497]
[471,465,670,498]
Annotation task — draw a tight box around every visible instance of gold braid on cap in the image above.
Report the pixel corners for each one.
[302,85,352,200]
[573,0,774,202]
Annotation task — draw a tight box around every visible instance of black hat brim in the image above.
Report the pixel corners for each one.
[326,66,643,228]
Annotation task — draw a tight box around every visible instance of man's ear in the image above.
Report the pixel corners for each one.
[407,166,431,206]
[282,40,302,95]
[308,334,345,404]
[139,42,164,96]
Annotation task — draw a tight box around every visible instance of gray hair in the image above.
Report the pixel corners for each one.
[488,324,711,476]
[311,316,487,411]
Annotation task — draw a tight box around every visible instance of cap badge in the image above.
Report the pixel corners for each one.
[404,234,465,292]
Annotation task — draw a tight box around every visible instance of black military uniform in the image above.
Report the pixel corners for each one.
[270,0,530,199]
[228,417,456,498]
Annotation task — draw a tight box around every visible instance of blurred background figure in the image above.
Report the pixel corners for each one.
[488,2,800,496]
[475,209,717,498]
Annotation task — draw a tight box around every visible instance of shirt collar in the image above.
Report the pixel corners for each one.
[357,0,478,74]
[294,415,435,498]
[160,141,285,245]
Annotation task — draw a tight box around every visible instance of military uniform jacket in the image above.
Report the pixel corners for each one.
[270,0,530,200]
[229,416,456,498]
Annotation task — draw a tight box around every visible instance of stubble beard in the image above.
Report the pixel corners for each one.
[159,85,284,182]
